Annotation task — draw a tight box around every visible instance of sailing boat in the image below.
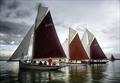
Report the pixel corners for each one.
[82,29,108,64]
[68,28,89,64]
[110,54,115,61]
[9,5,66,70]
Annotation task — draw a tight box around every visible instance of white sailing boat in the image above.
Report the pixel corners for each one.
[9,4,66,70]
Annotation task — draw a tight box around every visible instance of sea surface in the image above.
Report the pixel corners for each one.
[0,60,120,83]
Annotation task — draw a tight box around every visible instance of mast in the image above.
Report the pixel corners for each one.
[32,11,66,59]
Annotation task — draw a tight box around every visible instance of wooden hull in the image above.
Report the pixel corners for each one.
[81,61,88,64]
[89,61,107,64]
[19,61,65,71]
[66,62,81,64]
[81,61,108,64]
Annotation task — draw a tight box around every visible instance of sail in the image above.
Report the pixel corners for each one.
[90,38,107,60]
[81,29,89,57]
[81,29,94,58]
[69,27,77,44]
[35,4,48,30]
[87,29,94,45]
[33,11,66,59]
[69,33,89,60]
[9,25,34,61]
[62,38,69,58]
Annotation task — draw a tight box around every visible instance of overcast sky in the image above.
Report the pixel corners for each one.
[0,0,120,56]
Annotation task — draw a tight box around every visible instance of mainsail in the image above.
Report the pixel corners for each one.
[90,38,107,60]
[33,11,66,59]
[9,25,34,61]
[69,33,89,60]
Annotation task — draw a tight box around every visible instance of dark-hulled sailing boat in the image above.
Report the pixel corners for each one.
[110,54,115,61]
[9,5,66,70]
[68,28,89,64]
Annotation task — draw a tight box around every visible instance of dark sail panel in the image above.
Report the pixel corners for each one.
[33,11,66,59]
[69,34,89,60]
[90,38,107,60]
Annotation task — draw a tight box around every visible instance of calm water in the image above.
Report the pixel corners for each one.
[0,61,120,83]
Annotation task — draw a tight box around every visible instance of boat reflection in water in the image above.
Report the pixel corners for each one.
[18,69,66,83]
[89,64,108,83]
[68,64,89,83]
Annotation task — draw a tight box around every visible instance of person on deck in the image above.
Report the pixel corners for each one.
[44,61,47,65]
[39,61,43,65]
[32,60,36,64]
[48,57,52,66]
[53,62,56,65]
[59,59,62,65]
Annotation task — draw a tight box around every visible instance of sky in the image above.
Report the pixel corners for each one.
[0,0,120,57]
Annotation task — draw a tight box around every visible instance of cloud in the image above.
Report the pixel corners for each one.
[0,0,37,25]
[0,0,37,44]
[0,20,30,44]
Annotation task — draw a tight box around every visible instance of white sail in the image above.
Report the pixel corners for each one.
[81,29,94,58]
[86,29,94,45]
[62,38,69,58]
[35,4,48,30]
[9,25,34,61]
[69,27,77,44]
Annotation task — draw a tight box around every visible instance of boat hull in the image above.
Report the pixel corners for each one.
[88,61,108,64]
[19,61,65,71]
[81,61,108,64]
